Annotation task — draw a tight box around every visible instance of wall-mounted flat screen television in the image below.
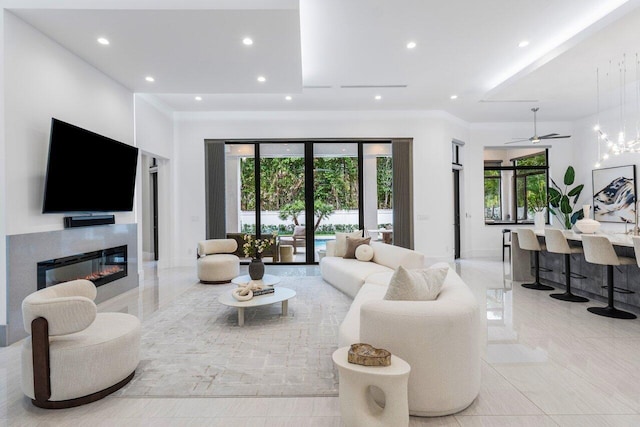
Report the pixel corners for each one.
[42,118,139,213]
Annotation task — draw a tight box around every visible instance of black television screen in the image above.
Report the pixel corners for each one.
[42,118,139,213]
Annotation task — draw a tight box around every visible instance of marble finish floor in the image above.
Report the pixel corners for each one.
[1,258,640,426]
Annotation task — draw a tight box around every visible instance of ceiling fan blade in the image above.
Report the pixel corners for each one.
[504,139,531,144]
[538,133,558,138]
[540,135,571,139]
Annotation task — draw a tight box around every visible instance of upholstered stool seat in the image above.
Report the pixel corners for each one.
[544,229,589,303]
[516,228,554,291]
[197,239,240,284]
[279,245,294,262]
[21,279,140,408]
[582,235,637,319]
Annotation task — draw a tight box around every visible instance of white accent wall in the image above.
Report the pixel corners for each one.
[0,12,135,327]
[173,111,469,266]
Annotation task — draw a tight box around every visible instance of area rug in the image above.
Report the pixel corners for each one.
[115,275,352,398]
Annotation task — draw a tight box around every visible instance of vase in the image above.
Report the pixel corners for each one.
[248,258,265,280]
[534,211,545,232]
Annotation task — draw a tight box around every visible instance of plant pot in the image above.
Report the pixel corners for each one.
[248,258,265,280]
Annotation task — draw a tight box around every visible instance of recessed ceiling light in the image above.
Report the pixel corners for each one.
[145,76,155,82]
[375,95,382,100]
[285,95,292,101]
[195,96,202,101]
[97,37,109,45]
[518,40,530,48]
[406,41,417,49]
[243,37,253,46]
[257,76,266,83]
[450,94,458,100]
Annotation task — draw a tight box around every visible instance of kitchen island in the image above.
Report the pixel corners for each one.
[511,229,640,312]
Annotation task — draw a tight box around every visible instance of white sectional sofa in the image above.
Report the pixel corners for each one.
[320,241,481,417]
[320,241,426,298]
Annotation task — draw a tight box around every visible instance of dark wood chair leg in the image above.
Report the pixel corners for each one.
[31,317,51,402]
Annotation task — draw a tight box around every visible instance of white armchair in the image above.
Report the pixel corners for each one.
[21,279,140,408]
[197,238,240,283]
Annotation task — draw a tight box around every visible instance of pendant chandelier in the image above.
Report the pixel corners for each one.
[594,53,640,168]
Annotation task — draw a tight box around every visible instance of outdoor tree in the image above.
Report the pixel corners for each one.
[278,199,335,231]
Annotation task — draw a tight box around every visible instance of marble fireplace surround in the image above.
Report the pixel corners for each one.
[4,223,138,346]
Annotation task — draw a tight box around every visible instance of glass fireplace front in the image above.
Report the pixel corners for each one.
[37,245,128,290]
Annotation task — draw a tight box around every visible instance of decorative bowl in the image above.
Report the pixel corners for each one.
[348,343,391,366]
[575,218,601,234]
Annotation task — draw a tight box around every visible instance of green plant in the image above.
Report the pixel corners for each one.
[548,166,584,229]
[526,183,548,214]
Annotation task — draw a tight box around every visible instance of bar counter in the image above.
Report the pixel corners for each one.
[511,229,640,311]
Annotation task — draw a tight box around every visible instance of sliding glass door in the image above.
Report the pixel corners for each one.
[225,140,392,264]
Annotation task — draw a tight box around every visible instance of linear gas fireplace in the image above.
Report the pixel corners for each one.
[37,245,128,290]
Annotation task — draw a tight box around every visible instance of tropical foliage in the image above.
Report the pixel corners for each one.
[548,166,584,229]
[240,156,393,230]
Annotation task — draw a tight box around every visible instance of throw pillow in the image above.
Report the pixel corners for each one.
[355,244,374,261]
[383,265,449,301]
[343,237,371,259]
[334,230,363,257]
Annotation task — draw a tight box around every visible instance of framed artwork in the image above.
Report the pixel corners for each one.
[592,164,637,223]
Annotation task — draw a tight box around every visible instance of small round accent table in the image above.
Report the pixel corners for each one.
[332,346,411,427]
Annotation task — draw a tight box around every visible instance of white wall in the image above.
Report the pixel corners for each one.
[0,10,7,327]
[464,122,574,258]
[173,111,469,266]
[572,104,640,234]
[134,94,174,271]
[4,12,135,236]
[1,12,136,327]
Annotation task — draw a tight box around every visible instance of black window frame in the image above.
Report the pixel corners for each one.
[484,149,550,225]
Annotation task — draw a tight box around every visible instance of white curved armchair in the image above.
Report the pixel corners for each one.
[197,239,240,284]
[21,279,140,408]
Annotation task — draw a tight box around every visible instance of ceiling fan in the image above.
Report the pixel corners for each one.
[505,107,571,144]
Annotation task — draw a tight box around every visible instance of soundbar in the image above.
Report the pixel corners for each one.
[64,215,115,228]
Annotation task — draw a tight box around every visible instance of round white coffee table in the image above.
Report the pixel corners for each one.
[231,274,281,287]
[218,287,295,326]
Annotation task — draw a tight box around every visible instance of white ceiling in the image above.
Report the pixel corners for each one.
[9,0,640,122]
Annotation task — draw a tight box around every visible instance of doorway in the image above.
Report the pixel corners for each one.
[453,169,461,259]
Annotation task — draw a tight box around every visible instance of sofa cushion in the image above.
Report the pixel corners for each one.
[338,283,388,347]
[365,270,394,286]
[335,230,363,257]
[370,242,425,270]
[344,237,371,259]
[355,244,374,262]
[320,256,391,298]
[384,265,448,301]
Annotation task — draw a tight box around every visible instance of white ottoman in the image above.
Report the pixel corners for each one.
[332,346,411,427]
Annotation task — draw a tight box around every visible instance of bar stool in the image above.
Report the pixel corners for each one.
[544,229,589,302]
[581,235,637,319]
[516,228,554,291]
[502,229,511,262]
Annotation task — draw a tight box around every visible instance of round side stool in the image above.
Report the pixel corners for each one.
[279,245,294,262]
[332,346,411,427]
